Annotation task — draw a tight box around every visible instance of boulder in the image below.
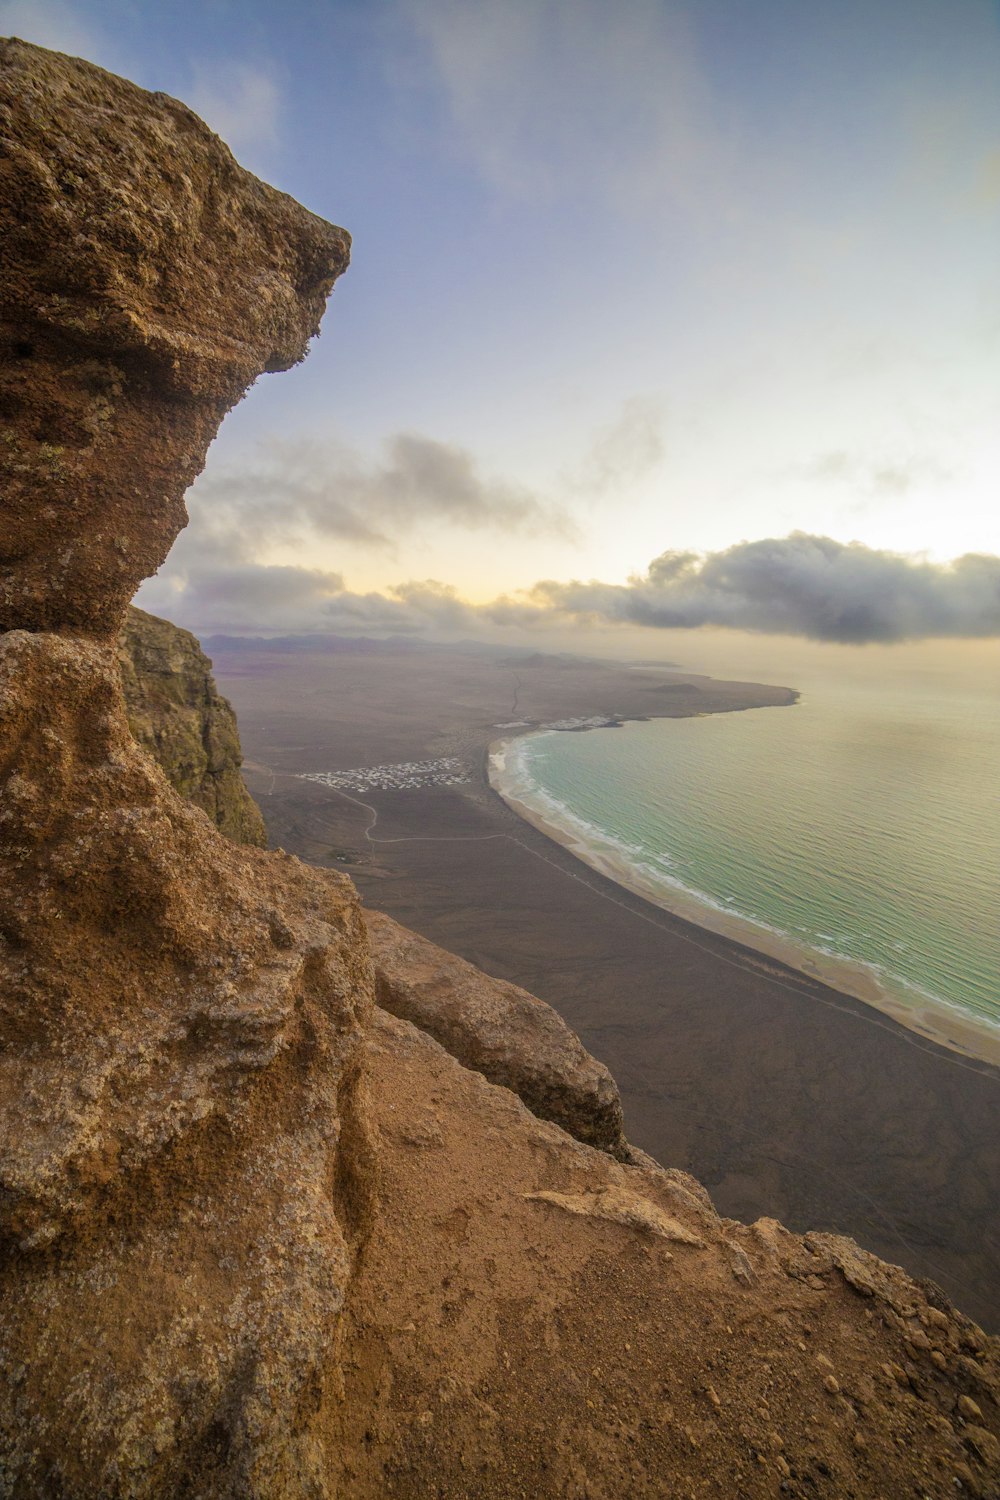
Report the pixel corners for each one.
[366,907,626,1154]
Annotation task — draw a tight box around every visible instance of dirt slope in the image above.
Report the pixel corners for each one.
[330,1010,1000,1498]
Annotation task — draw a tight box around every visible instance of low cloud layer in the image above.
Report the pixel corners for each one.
[138,561,536,637]
[186,432,573,553]
[138,533,1000,647]
[532,535,1000,644]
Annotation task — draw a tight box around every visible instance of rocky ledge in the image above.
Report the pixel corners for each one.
[365,907,627,1155]
[0,39,366,1497]
[1,38,998,1500]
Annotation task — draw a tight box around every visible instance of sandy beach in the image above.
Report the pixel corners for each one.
[212,637,1000,1330]
[489,733,1000,1071]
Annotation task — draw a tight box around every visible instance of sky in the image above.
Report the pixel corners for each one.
[6,0,1000,657]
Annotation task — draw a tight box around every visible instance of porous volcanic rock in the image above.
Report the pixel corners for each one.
[119,605,267,847]
[0,40,368,1497]
[0,630,375,1495]
[0,37,350,637]
[366,907,627,1154]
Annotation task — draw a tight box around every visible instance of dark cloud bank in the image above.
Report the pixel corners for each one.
[534,534,1000,644]
[141,534,1000,646]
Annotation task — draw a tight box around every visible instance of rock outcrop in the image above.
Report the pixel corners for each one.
[366,908,626,1154]
[2,38,1000,1500]
[0,40,367,1497]
[0,636,373,1491]
[0,36,349,638]
[119,605,267,847]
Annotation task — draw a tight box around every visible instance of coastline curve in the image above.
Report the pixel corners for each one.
[488,728,1000,1071]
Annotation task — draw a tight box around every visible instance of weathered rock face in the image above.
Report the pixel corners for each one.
[0,37,349,637]
[366,908,627,1154]
[0,40,368,1498]
[0,631,373,1493]
[119,605,267,847]
[0,631,370,1250]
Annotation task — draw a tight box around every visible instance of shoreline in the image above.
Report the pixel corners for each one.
[488,729,1000,1072]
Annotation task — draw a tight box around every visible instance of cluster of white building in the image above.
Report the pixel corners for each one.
[300,757,470,793]
[539,715,624,732]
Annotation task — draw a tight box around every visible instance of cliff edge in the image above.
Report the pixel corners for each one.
[1,39,998,1500]
[0,38,368,1497]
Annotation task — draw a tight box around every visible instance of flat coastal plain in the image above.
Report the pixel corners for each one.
[211,638,1000,1331]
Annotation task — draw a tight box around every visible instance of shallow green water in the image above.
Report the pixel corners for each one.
[498,673,1000,1034]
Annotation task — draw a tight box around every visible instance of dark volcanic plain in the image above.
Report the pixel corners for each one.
[210,637,1000,1331]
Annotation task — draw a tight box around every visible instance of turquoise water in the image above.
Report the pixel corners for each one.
[493,672,1000,1040]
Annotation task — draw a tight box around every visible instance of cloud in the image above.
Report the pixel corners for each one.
[186,61,281,157]
[532,535,1000,644]
[406,0,715,215]
[793,450,955,498]
[137,533,1000,646]
[561,396,666,496]
[183,431,575,555]
[137,561,500,637]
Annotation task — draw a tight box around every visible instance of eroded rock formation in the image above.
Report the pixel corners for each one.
[366,907,626,1154]
[120,605,267,847]
[0,39,367,1497]
[2,37,1000,1500]
[0,36,348,638]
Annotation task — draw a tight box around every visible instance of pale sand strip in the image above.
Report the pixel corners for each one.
[489,736,1000,1071]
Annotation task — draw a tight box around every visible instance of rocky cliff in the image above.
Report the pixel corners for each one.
[119,605,267,847]
[0,39,367,1497]
[1,39,998,1500]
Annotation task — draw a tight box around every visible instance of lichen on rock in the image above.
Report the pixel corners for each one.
[119,606,267,847]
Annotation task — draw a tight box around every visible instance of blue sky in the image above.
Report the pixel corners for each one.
[6,0,1000,647]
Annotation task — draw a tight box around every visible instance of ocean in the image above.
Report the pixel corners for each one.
[490,659,1000,1055]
